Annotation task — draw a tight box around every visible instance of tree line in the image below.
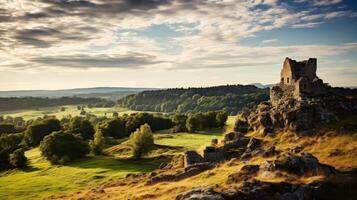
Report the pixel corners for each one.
[0,97,114,112]
[118,85,269,115]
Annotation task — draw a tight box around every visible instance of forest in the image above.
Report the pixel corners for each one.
[0,97,114,112]
[118,85,269,115]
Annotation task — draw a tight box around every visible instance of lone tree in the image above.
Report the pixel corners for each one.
[89,129,105,155]
[130,123,154,159]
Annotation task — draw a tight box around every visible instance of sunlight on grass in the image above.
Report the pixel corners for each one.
[0,105,133,120]
[0,148,159,200]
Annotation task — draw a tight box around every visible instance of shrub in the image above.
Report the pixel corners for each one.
[9,148,27,168]
[24,118,61,147]
[0,123,16,134]
[130,124,154,159]
[98,118,126,138]
[186,115,200,132]
[0,133,24,168]
[216,111,228,127]
[68,117,95,140]
[89,129,105,155]
[40,131,89,164]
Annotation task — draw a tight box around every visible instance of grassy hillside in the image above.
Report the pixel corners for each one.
[56,124,357,200]
[0,117,235,200]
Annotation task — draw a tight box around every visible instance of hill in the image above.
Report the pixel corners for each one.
[118,85,269,115]
[0,87,157,100]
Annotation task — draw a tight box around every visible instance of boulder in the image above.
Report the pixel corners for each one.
[247,137,261,151]
[203,146,224,163]
[184,151,203,167]
[176,187,225,200]
[264,153,336,176]
[263,146,278,157]
[234,119,249,133]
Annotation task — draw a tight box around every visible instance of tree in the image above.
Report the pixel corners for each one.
[89,129,105,155]
[186,114,200,132]
[171,114,187,132]
[60,107,66,112]
[130,124,154,159]
[9,148,27,168]
[80,109,86,115]
[216,111,228,127]
[24,118,61,147]
[113,112,119,118]
[0,123,16,134]
[68,117,95,140]
[40,131,89,164]
[98,118,126,138]
[0,133,23,168]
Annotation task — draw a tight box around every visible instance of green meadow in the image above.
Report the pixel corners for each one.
[0,121,234,200]
[0,105,135,120]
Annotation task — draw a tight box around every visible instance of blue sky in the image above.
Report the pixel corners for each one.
[0,0,356,90]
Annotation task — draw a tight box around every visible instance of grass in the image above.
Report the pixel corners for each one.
[155,129,223,151]
[0,148,160,200]
[0,117,235,200]
[0,105,133,120]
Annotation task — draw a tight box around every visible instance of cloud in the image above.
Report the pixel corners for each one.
[262,39,278,43]
[0,0,356,72]
[26,52,164,69]
[294,0,343,6]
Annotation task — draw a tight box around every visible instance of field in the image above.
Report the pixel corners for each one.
[0,117,235,200]
[0,105,135,120]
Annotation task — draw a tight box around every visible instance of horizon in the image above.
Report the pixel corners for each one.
[1,0,357,90]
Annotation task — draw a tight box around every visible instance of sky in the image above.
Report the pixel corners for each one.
[0,0,357,90]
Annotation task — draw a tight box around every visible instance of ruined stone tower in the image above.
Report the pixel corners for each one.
[270,57,326,104]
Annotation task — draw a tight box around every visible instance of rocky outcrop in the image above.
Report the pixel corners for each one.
[176,187,225,200]
[235,95,357,134]
[264,153,336,176]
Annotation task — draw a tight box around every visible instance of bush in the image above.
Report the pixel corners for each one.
[9,148,27,168]
[40,131,89,164]
[24,118,61,147]
[0,123,16,134]
[68,117,95,140]
[98,118,126,138]
[216,111,228,127]
[89,129,105,155]
[130,124,154,159]
[0,133,24,168]
[186,115,200,132]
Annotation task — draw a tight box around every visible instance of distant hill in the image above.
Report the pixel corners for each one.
[249,83,274,88]
[0,87,157,100]
[118,85,269,115]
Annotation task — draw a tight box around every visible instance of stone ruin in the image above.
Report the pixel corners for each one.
[182,57,357,167]
[270,57,326,105]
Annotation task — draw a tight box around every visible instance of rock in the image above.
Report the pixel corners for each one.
[234,119,249,133]
[240,164,260,174]
[263,146,278,157]
[264,153,336,176]
[184,151,203,167]
[203,146,225,163]
[176,187,225,200]
[247,137,261,151]
[211,139,218,146]
[290,146,303,154]
[159,162,167,169]
[221,188,245,200]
